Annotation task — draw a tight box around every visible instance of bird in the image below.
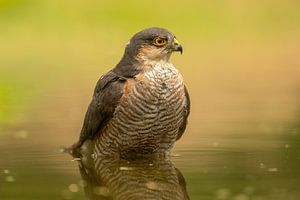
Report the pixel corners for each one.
[71,27,190,159]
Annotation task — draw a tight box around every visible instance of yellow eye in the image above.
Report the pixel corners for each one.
[153,37,167,46]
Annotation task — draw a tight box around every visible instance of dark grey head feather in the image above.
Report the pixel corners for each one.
[113,27,176,77]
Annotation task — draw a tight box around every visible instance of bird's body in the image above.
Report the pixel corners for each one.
[95,62,186,158]
[72,27,190,159]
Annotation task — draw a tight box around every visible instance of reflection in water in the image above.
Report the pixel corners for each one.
[76,155,189,200]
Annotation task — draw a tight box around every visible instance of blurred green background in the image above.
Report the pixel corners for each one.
[0,0,299,137]
[0,0,300,199]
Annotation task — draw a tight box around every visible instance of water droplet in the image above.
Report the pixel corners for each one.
[259,163,266,169]
[267,168,278,172]
[4,169,10,174]
[284,144,290,148]
[6,175,15,182]
[68,184,79,192]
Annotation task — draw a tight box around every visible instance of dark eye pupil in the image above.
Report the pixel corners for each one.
[157,39,162,43]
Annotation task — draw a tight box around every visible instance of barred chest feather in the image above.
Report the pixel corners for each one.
[94,63,186,158]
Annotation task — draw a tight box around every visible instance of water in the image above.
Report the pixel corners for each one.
[1,128,300,199]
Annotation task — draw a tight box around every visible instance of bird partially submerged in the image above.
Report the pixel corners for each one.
[70,27,190,160]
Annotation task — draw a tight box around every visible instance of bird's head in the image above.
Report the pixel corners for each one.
[124,27,183,65]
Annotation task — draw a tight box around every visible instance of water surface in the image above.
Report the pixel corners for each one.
[1,128,300,199]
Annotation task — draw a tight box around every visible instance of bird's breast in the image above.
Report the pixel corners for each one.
[95,63,186,157]
[135,63,184,98]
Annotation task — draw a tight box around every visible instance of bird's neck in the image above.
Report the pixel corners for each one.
[114,53,172,77]
[135,51,171,66]
[113,54,142,78]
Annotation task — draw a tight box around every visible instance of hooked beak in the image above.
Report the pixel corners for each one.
[172,38,183,54]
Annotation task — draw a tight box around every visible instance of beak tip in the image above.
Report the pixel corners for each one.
[178,45,183,54]
[172,40,183,54]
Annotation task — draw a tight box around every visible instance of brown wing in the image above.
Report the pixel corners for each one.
[176,85,190,141]
[78,70,127,146]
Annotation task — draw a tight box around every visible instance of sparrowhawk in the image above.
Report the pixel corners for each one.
[71,27,190,159]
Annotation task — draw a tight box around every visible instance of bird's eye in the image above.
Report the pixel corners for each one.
[152,37,167,46]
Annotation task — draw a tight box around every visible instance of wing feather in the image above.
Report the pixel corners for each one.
[176,85,190,141]
[78,71,127,145]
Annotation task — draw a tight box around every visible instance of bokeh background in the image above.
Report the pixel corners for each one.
[0,0,300,199]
